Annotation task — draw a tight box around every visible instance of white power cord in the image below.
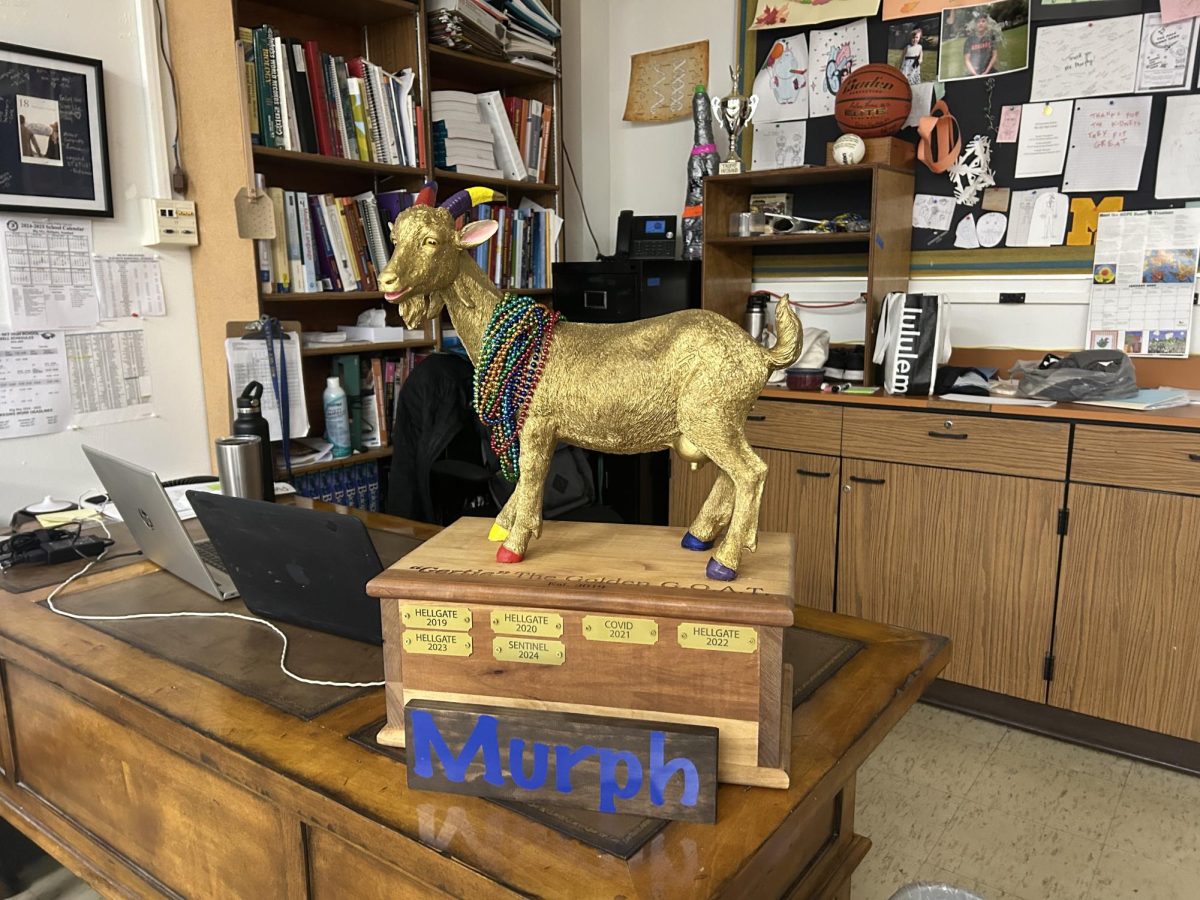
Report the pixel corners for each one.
[44,515,383,689]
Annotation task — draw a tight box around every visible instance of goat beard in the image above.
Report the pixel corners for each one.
[393,292,446,329]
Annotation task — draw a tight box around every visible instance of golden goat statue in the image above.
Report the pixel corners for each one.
[378,184,802,580]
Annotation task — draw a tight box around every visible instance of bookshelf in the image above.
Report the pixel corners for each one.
[167,0,564,504]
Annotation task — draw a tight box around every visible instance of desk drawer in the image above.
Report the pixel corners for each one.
[842,408,1069,480]
[1072,425,1200,495]
[745,400,841,455]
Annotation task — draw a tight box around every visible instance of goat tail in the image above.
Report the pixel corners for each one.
[764,295,803,370]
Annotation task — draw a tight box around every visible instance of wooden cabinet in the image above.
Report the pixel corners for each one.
[669,449,839,611]
[836,459,1061,701]
[1050,484,1200,741]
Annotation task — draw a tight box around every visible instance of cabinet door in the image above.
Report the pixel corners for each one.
[760,449,839,612]
[838,459,1061,701]
[1050,484,1200,741]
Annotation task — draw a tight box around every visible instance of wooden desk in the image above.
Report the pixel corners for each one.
[0,504,947,898]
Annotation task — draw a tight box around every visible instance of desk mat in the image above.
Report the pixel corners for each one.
[2,520,145,594]
[348,626,862,859]
[41,571,382,719]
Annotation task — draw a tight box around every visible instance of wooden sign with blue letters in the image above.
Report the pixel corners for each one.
[404,699,719,823]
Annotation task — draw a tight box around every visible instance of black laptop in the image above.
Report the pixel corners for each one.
[188,492,417,644]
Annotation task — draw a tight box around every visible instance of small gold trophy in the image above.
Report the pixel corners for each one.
[711,66,758,175]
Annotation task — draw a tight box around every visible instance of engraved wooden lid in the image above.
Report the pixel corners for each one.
[367,518,796,627]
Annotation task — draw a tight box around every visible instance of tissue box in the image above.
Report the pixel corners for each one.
[337,325,419,342]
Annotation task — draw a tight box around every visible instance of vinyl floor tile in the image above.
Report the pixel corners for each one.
[863,716,996,797]
[856,771,963,861]
[1105,783,1200,871]
[1086,846,1200,900]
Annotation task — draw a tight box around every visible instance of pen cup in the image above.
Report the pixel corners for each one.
[215,435,264,501]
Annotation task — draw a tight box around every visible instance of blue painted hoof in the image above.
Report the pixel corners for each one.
[682,531,714,551]
[706,557,737,581]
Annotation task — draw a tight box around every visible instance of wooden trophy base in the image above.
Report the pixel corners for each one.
[368,518,797,789]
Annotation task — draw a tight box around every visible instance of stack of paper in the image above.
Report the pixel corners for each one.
[1075,389,1191,411]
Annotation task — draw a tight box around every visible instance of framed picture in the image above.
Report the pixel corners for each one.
[0,43,112,217]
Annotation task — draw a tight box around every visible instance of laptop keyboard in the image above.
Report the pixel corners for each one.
[195,541,229,573]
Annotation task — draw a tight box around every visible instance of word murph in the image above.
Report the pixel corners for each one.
[409,710,702,814]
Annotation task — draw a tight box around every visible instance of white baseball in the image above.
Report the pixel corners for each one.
[832,134,866,166]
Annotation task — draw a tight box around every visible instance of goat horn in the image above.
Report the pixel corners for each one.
[439,186,506,219]
[415,181,438,207]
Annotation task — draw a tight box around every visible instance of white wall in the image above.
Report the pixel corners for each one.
[562,0,737,259]
[0,0,210,515]
[559,1,1200,355]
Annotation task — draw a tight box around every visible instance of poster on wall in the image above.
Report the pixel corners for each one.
[752,35,809,122]
[751,0,881,30]
[809,19,870,117]
[938,0,1030,81]
[0,44,112,217]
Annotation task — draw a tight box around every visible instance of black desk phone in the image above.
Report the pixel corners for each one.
[615,210,677,260]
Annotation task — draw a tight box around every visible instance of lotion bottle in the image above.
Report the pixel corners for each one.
[323,376,352,459]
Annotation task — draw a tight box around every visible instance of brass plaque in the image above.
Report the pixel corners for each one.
[677,623,757,653]
[493,637,566,665]
[403,630,473,657]
[490,609,563,638]
[582,615,658,645]
[401,602,472,631]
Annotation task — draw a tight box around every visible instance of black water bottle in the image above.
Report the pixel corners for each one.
[233,381,275,501]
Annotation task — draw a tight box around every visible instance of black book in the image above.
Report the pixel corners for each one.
[285,38,319,155]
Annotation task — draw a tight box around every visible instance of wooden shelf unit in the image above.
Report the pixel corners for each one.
[168,0,564,473]
[701,163,914,385]
[283,445,393,476]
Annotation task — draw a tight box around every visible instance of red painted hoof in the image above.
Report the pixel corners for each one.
[496,546,524,564]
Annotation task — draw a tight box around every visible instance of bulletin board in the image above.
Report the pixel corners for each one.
[734,0,1197,276]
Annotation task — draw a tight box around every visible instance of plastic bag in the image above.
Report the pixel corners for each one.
[1012,350,1138,401]
[889,883,986,900]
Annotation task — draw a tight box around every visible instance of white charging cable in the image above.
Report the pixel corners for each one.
[44,515,383,689]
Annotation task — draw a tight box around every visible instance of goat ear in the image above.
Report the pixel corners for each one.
[458,219,499,249]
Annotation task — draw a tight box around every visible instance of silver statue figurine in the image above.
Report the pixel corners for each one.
[711,66,758,174]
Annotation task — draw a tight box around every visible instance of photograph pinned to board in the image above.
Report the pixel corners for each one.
[1013,101,1073,178]
[751,0,880,30]
[622,41,709,123]
[1061,95,1152,193]
[751,120,807,170]
[753,34,809,122]
[938,0,1030,81]
[888,15,942,84]
[809,19,869,117]
[912,193,956,231]
[0,45,111,217]
[1028,16,1141,101]
[1134,13,1200,93]
[1155,93,1200,199]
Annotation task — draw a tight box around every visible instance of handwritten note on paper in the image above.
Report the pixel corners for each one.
[997,105,1022,143]
[1156,94,1200,200]
[912,194,956,231]
[1014,102,1073,178]
[1062,96,1152,193]
[1029,16,1141,102]
[1159,0,1200,26]
[1136,14,1199,92]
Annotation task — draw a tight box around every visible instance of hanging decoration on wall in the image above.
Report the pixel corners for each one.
[0,44,112,217]
[752,0,882,30]
[917,99,962,173]
[947,134,996,205]
[623,41,710,123]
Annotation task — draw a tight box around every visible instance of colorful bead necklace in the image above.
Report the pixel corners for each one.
[474,294,561,482]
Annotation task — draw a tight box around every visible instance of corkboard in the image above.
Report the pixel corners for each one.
[623,40,710,123]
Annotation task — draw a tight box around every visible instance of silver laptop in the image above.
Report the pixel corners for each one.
[82,446,239,600]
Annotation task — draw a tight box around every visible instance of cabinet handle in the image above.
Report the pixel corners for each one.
[747,415,767,422]
[1189,453,1200,462]
[796,468,832,478]
[849,475,886,485]
[927,431,968,440]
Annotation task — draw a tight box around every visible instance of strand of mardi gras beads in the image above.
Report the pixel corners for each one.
[473,294,561,482]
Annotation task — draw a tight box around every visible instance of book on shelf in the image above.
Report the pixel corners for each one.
[432,89,548,182]
[243,26,421,167]
[259,183,419,294]
[466,198,562,291]
[427,0,559,70]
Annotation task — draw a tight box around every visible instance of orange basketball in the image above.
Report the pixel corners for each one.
[834,64,912,139]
